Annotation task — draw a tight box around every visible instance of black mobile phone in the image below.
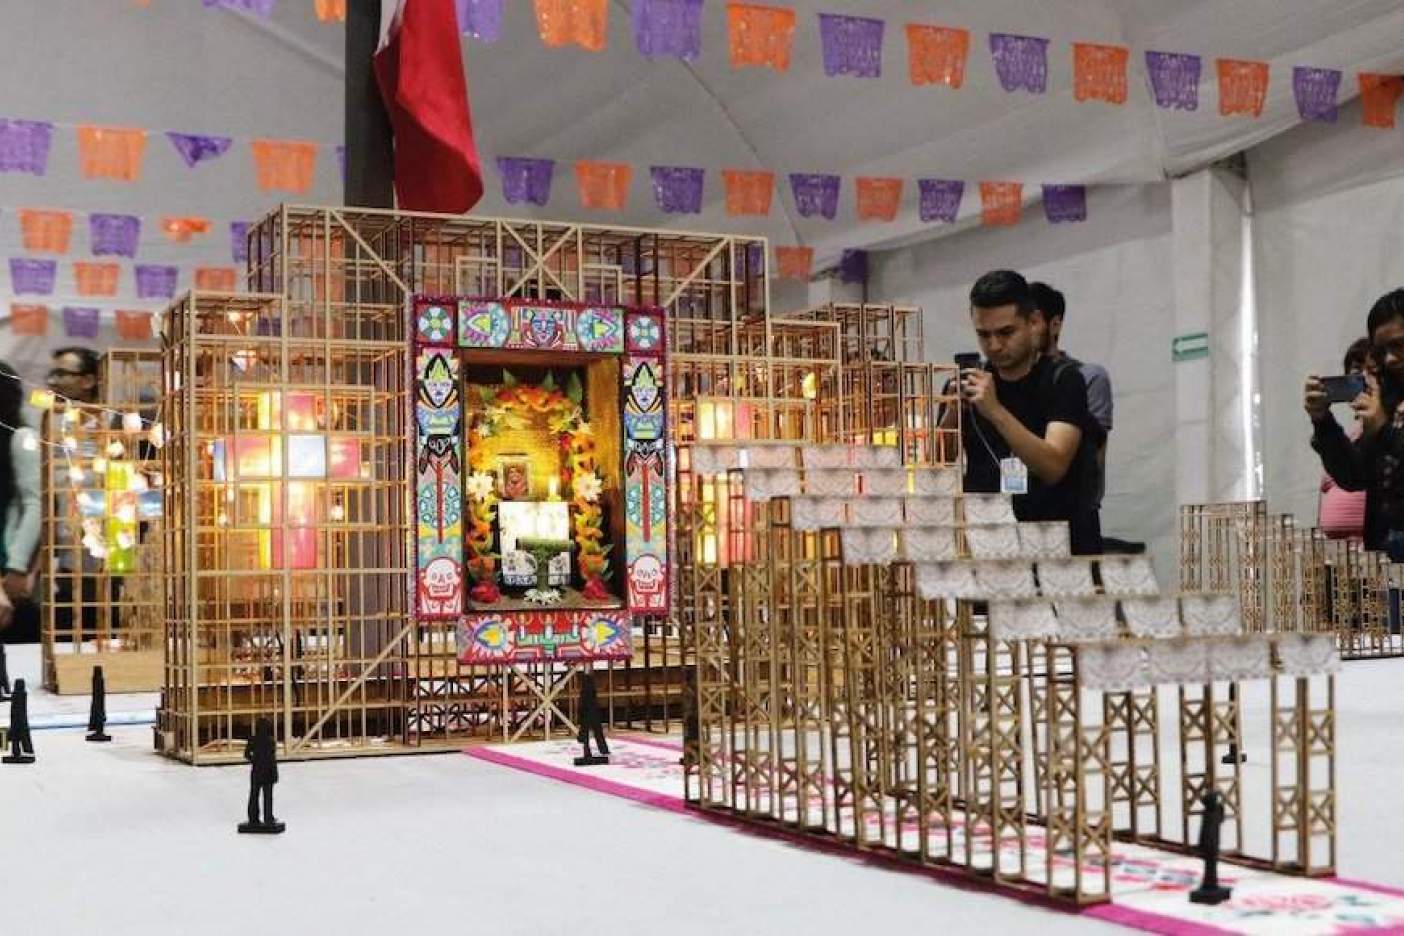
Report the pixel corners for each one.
[953,352,982,371]
[1322,374,1366,404]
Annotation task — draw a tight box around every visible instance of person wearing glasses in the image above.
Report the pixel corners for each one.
[47,347,102,406]
[1306,289,1404,558]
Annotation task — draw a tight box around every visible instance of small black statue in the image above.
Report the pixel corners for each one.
[0,641,11,702]
[238,717,284,834]
[573,670,610,767]
[86,665,111,743]
[1189,790,1232,905]
[3,678,34,764]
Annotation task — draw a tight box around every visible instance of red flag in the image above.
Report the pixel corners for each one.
[373,0,483,213]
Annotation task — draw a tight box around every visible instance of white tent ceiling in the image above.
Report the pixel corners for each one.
[2,0,1404,280]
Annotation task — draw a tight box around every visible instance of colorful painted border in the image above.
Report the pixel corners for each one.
[414,349,464,619]
[623,333,668,613]
[459,299,626,354]
[459,609,633,663]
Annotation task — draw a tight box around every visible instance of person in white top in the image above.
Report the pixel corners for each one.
[0,361,40,631]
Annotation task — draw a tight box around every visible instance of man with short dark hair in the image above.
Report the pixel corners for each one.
[48,347,101,405]
[960,270,1101,554]
[1030,282,1113,510]
[1307,288,1404,556]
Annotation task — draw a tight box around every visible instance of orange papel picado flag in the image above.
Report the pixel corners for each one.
[1217,59,1270,117]
[905,24,969,88]
[856,177,903,221]
[722,170,774,216]
[74,262,119,297]
[1073,43,1129,105]
[775,246,814,280]
[575,161,632,210]
[979,182,1023,226]
[1360,73,1404,129]
[251,139,318,193]
[533,0,608,52]
[77,126,147,182]
[19,209,73,253]
[727,3,796,72]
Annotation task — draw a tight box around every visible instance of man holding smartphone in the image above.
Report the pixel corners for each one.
[1307,288,1404,557]
[959,270,1101,554]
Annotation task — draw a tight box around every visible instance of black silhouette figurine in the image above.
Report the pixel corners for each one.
[3,678,34,764]
[238,717,284,834]
[0,642,10,702]
[1190,791,1232,905]
[86,666,111,742]
[574,671,610,766]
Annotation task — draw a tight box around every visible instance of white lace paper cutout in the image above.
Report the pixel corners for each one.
[853,445,901,469]
[1276,634,1341,677]
[802,445,851,470]
[841,527,897,566]
[963,494,1016,525]
[1054,597,1120,642]
[989,600,1058,640]
[1146,639,1210,685]
[863,468,908,496]
[976,561,1038,599]
[1181,593,1240,637]
[805,468,857,497]
[1099,556,1159,597]
[916,562,981,600]
[745,468,800,501]
[967,524,1022,560]
[789,496,846,531]
[1122,597,1182,639]
[746,445,798,470]
[1019,522,1071,559]
[690,444,738,476]
[1036,559,1097,598]
[905,497,955,526]
[900,526,958,562]
[852,497,904,527]
[1209,636,1272,681]
[1081,643,1150,692]
[914,467,961,496]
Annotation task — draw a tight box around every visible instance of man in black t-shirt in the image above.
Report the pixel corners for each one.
[959,270,1102,554]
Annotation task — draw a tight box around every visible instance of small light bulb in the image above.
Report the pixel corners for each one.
[92,456,107,474]
[67,465,84,484]
[63,407,80,425]
[225,487,235,503]
[123,412,143,433]
[216,511,229,527]
[28,390,54,411]
[330,504,345,521]
[116,532,135,550]
[62,435,78,453]
[149,423,166,448]
[21,435,37,452]
[106,441,125,459]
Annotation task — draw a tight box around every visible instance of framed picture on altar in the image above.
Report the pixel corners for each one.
[498,455,531,501]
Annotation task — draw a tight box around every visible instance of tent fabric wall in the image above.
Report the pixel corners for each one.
[1253,95,1404,529]
[868,183,1179,572]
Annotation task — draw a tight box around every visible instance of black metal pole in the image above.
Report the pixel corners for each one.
[344,0,394,208]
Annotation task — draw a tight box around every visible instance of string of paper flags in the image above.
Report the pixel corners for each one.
[197,0,1404,131]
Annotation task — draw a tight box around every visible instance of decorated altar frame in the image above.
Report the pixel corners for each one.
[412,295,669,665]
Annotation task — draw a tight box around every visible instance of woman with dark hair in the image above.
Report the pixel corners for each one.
[0,361,41,636]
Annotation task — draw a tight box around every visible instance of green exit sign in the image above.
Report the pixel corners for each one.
[1172,332,1209,362]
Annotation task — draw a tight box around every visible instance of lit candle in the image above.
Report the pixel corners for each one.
[548,476,559,501]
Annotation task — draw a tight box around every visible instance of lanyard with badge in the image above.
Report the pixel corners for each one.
[958,354,1029,495]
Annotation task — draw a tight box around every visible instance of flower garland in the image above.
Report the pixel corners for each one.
[463,372,610,603]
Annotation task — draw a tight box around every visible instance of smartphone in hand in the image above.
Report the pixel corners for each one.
[1321,374,1367,404]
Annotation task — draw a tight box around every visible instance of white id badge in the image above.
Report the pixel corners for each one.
[999,457,1028,495]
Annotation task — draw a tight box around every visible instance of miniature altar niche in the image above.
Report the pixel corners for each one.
[413,297,668,665]
[462,361,625,611]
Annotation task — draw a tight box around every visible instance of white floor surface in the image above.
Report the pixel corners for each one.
[4,643,1404,935]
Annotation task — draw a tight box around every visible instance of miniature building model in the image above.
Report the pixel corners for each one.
[40,348,165,694]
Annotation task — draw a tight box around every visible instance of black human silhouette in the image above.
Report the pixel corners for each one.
[86,666,110,742]
[1189,790,1232,905]
[3,677,33,764]
[238,717,283,833]
[574,671,610,765]
[0,642,10,702]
